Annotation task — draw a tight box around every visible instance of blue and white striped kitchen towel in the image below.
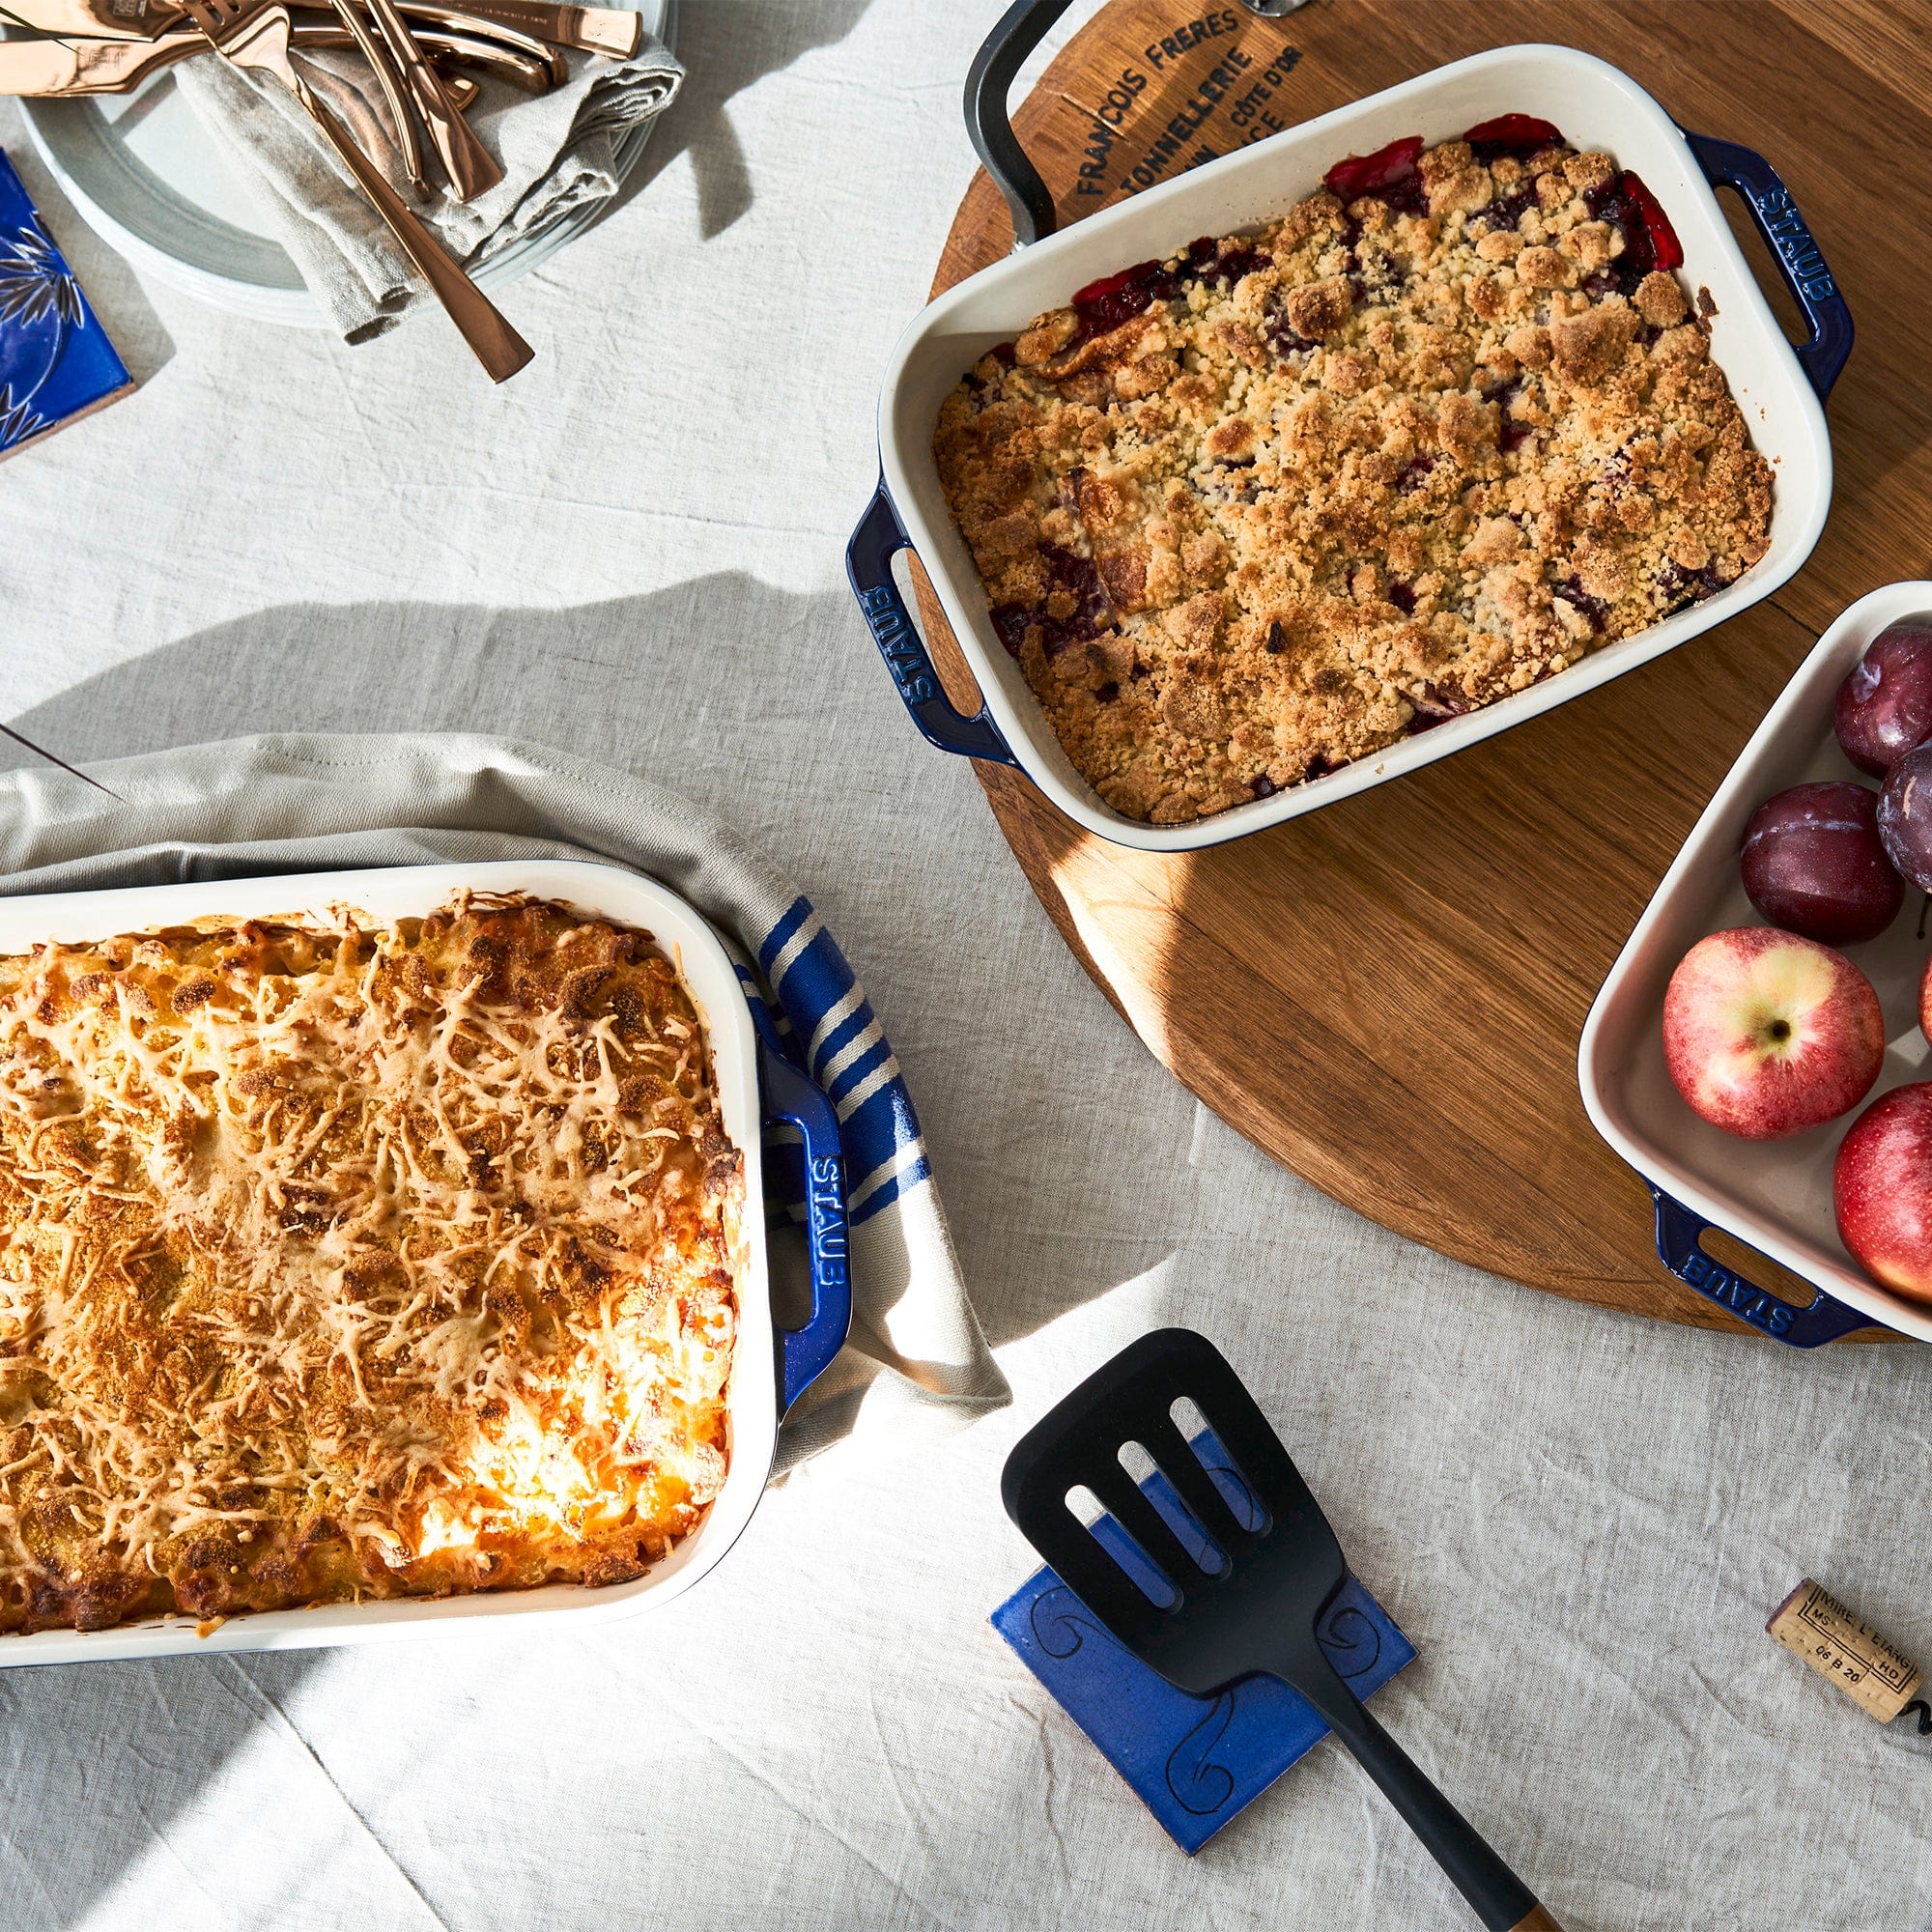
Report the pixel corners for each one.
[0,731,1011,1468]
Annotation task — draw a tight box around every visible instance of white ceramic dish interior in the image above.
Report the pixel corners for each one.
[1579,582,1932,1346]
[9,0,672,326]
[866,41,1840,852]
[0,857,778,1666]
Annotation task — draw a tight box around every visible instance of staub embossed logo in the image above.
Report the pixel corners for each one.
[1678,1247,1795,1337]
[809,1155,848,1291]
[859,584,935,704]
[1756,187,1836,303]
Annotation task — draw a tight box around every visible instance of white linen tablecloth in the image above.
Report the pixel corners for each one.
[2,4,1930,1926]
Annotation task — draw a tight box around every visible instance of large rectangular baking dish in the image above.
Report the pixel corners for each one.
[1579,584,1932,1350]
[850,29,1851,852]
[0,859,851,1666]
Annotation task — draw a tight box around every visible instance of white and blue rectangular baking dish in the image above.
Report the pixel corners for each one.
[0,859,851,1666]
[1582,587,1932,1351]
[850,22,1851,852]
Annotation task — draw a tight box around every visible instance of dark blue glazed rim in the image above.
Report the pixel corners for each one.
[745,988,853,1412]
[1648,1184,1882,1348]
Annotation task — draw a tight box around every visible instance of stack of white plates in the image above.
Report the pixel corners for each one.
[11,0,672,325]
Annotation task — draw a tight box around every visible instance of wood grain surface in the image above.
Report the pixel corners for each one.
[910,0,1925,1334]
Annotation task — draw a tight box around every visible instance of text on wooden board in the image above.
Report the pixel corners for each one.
[1068,9,1303,202]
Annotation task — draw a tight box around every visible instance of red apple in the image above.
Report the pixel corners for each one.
[1662,927,1884,1138]
[1834,1084,1932,1300]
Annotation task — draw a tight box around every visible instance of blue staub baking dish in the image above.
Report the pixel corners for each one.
[850,16,1850,851]
[1581,589,1932,1351]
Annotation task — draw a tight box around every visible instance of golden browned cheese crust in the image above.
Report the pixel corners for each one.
[934,137,1776,824]
[0,893,741,1635]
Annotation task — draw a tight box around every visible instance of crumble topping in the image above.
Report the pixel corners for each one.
[934,120,1776,824]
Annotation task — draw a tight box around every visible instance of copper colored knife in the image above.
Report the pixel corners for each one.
[0,0,638,54]
[0,17,550,92]
[361,0,501,202]
[323,0,424,193]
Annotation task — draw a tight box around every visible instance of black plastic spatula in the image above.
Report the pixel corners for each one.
[1002,1328,1564,1931]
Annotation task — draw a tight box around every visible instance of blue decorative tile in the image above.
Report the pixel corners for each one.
[993,1430,1415,1854]
[0,149,131,462]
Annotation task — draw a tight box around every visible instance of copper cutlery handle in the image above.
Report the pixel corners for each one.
[288,59,530,378]
[3,19,545,94]
[409,5,561,82]
[0,0,635,50]
[0,35,136,90]
[325,0,424,191]
[362,0,501,201]
[427,0,635,56]
[424,27,547,91]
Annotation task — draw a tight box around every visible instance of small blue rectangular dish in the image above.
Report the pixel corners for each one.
[0,149,131,462]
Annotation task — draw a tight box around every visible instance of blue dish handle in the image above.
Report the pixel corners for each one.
[749,994,854,1412]
[1682,131,1854,402]
[847,479,1018,767]
[1649,1185,1878,1348]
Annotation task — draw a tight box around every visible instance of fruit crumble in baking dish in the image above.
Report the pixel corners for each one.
[934,117,1776,824]
[0,893,740,1635]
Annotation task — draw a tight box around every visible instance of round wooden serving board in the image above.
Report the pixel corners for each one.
[913,0,1932,1335]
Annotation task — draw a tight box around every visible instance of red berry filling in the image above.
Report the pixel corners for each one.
[989,545,1111,659]
[1583,168,1684,294]
[1552,576,1609,634]
[1619,170,1684,272]
[1067,240,1272,348]
[1182,235,1272,286]
[1474,183,1537,232]
[1266,315,1317,358]
[1068,259,1178,344]
[1406,682,1473,733]
[1461,114,1563,162]
[1654,558,1734,613]
[1322,135,1426,213]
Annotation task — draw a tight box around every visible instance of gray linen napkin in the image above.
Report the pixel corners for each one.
[174,31,681,340]
[0,732,1010,1470]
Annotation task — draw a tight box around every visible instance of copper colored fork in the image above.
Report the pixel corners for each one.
[176,0,532,380]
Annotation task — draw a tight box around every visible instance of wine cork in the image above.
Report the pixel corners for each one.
[1767,1578,1925,1724]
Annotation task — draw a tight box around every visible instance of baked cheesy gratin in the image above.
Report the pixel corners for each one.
[0,892,742,1636]
[935,118,1776,823]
